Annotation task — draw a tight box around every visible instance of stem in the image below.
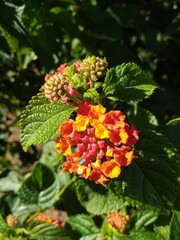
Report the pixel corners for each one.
[15,227,30,236]
[133,102,138,116]
[65,92,82,104]
[56,175,76,202]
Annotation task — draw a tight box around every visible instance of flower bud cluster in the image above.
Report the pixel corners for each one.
[6,214,18,228]
[34,213,64,228]
[56,101,139,185]
[42,63,79,103]
[107,211,130,232]
[79,56,107,81]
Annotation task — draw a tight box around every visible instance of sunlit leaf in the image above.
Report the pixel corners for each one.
[20,93,76,151]
[103,63,157,102]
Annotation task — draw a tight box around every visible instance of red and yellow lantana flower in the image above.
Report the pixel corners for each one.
[56,101,140,185]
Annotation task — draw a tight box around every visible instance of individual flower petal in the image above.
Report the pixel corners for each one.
[62,161,79,173]
[56,138,72,156]
[88,169,108,185]
[125,124,140,145]
[74,115,89,131]
[77,165,91,179]
[59,119,74,138]
[104,110,125,130]
[114,146,136,166]
[101,160,121,179]
[95,123,110,139]
[56,63,67,73]
[77,101,91,116]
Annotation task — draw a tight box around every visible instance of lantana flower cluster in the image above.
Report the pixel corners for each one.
[56,101,139,185]
[107,211,130,233]
[34,213,64,228]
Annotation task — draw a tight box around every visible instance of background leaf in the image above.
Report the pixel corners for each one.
[103,63,157,102]
[67,214,101,240]
[162,118,180,152]
[170,210,180,240]
[29,221,70,240]
[126,105,158,130]
[76,179,124,215]
[112,232,162,240]
[20,93,76,151]
[18,163,59,209]
[109,130,179,213]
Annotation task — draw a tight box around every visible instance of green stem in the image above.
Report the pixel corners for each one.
[15,227,30,236]
[65,92,82,104]
[56,175,76,202]
[133,102,138,116]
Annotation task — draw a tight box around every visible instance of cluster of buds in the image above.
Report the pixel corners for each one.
[107,211,130,232]
[79,56,107,81]
[34,213,64,228]
[42,56,107,103]
[56,101,139,185]
[42,63,79,103]
[6,214,18,228]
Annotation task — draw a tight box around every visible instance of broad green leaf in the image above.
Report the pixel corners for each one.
[113,232,162,240]
[109,130,179,213]
[170,210,180,240]
[103,63,157,102]
[126,105,158,130]
[29,221,70,240]
[162,118,180,152]
[154,225,170,240]
[67,214,101,240]
[76,179,124,215]
[0,171,22,193]
[39,141,63,168]
[135,209,159,231]
[18,163,59,209]
[20,93,76,151]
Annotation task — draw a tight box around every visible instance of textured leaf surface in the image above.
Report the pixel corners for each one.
[113,232,161,240]
[103,63,157,102]
[20,93,76,151]
[18,163,59,209]
[29,221,70,240]
[170,210,180,240]
[76,179,123,215]
[67,214,101,240]
[110,130,179,212]
[162,118,180,152]
[135,209,159,231]
[126,106,158,130]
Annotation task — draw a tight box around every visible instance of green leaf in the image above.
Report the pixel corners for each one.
[67,214,101,240]
[103,63,157,102]
[29,221,70,240]
[170,210,180,240]
[113,232,162,240]
[109,130,179,213]
[162,118,180,152]
[135,209,159,231]
[0,171,22,193]
[126,105,158,130]
[154,224,170,240]
[39,141,63,168]
[18,163,59,209]
[76,179,124,215]
[83,88,101,102]
[0,215,13,237]
[20,93,76,151]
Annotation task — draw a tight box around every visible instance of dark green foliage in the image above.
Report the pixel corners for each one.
[0,0,180,239]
